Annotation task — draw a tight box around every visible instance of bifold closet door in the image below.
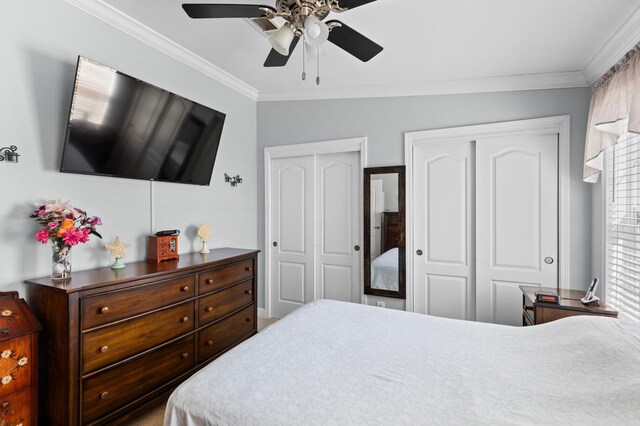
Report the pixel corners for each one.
[270,151,361,318]
[475,134,558,325]
[412,140,475,320]
[270,156,315,319]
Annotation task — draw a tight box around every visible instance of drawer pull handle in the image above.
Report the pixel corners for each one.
[207,340,214,346]
[245,266,252,272]
[100,345,109,353]
[181,352,189,359]
[181,316,189,323]
[1,401,8,409]
[206,306,214,312]
[245,317,251,322]
[181,286,190,292]
[524,306,534,311]
[245,289,253,295]
[206,279,214,285]
[100,391,109,400]
[100,306,110,314]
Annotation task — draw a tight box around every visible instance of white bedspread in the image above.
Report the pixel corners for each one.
[371,248,399,291]
[165,300,640,426]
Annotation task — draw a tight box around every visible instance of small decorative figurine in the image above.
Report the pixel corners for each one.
[105,236,130,269]
[197,224,212,254]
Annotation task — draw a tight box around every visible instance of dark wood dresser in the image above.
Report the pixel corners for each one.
[382,212,400,252]
[0,291,41,426]
[520,286,618,326]
[25,248,259,426]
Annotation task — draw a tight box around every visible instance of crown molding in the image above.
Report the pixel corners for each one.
[582,3,640,85]
[257,71,589,102]
[64,0,259,100]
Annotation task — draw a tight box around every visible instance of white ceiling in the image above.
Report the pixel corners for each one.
[71,0,640,100]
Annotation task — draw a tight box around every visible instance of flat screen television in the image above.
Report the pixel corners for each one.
[60,56,226,186]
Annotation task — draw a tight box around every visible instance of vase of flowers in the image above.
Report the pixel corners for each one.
[31,200,102,279]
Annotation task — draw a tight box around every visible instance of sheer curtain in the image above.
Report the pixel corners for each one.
[583,43,640,183]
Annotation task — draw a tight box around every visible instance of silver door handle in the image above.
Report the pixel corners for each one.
[373,226,380,229]
[544,257,554,264]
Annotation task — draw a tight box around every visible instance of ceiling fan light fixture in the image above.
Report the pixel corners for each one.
[303,16,329,47]
[268,23,295,56]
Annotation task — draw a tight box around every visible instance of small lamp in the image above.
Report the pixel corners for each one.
[268,24,295,56]
[303,16,329,47]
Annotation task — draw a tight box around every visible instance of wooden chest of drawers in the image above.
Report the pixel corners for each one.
[0,291,41,426]
[25,248,259,425]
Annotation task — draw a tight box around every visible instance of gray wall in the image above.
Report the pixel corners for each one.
[257,88,593,311]
[0,1,257,294]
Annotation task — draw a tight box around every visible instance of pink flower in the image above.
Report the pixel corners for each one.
[88,216,102,226]
[78,228,90,244]
[35,229,49,244]
[47,222,58,229]
[63,228,90,246]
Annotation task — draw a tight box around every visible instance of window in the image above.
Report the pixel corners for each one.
[606,135,640,321]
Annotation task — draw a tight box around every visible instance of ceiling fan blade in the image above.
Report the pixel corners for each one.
[336,0,378,10]
[264,36,301,67]
[182,4,276,19]
[326,21,383,62]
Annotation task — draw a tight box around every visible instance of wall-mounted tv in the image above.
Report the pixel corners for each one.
[60,56,226,186]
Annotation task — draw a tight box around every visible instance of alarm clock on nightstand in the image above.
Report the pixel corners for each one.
[148,234,179,262]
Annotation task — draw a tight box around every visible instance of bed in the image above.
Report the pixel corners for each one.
[371,248,399,291]
[165,300,640,425]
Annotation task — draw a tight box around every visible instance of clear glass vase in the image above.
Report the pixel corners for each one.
[51,240,72,280]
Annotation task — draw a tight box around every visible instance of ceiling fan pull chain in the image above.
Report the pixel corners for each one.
[302,36,307,81]
[316,47,321,85]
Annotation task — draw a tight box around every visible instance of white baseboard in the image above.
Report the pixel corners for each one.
[258,307,267,318]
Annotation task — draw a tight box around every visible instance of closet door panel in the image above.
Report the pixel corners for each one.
[316,151,361,303]
[270,156,315,318]
[476,133,558,325]
[412,140,474,320]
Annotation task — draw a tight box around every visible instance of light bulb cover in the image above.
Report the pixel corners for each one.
[268,24,295,56]
[303,16,329,47]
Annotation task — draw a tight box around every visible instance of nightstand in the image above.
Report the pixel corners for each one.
[520,286,618,326]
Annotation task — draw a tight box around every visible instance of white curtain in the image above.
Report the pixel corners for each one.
[583,43,640,183]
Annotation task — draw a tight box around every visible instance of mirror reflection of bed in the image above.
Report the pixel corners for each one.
[364,166,405,299]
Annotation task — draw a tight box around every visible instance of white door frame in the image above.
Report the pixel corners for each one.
[404,116,571,313]
[264,137,368,318]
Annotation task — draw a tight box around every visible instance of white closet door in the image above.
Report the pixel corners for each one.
[270,156,315,318]
[476,134,558,325]
[413,140,475,320]
[316,151,361,303]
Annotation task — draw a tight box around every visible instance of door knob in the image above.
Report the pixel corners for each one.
[354,245,360,252]
[544,257,554,265]
[273,242,278,247]
[416,249,423,256]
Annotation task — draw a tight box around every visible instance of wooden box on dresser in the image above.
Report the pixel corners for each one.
[0,291,41,426]
[25,248,259,426]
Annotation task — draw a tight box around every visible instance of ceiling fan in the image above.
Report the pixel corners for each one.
[182,1,383,82]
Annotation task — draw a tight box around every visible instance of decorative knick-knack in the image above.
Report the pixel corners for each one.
[105,236,130,269]
[197,224,211,254]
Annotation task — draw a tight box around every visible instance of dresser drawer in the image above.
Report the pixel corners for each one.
[82,335,195,424]
[199,259,254,294]
[0,386,31,426]
[198,279,254,327]
[198,304,255,362]
[0,335,33,398]
[82,301,195,374]
[81,275,195,330]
